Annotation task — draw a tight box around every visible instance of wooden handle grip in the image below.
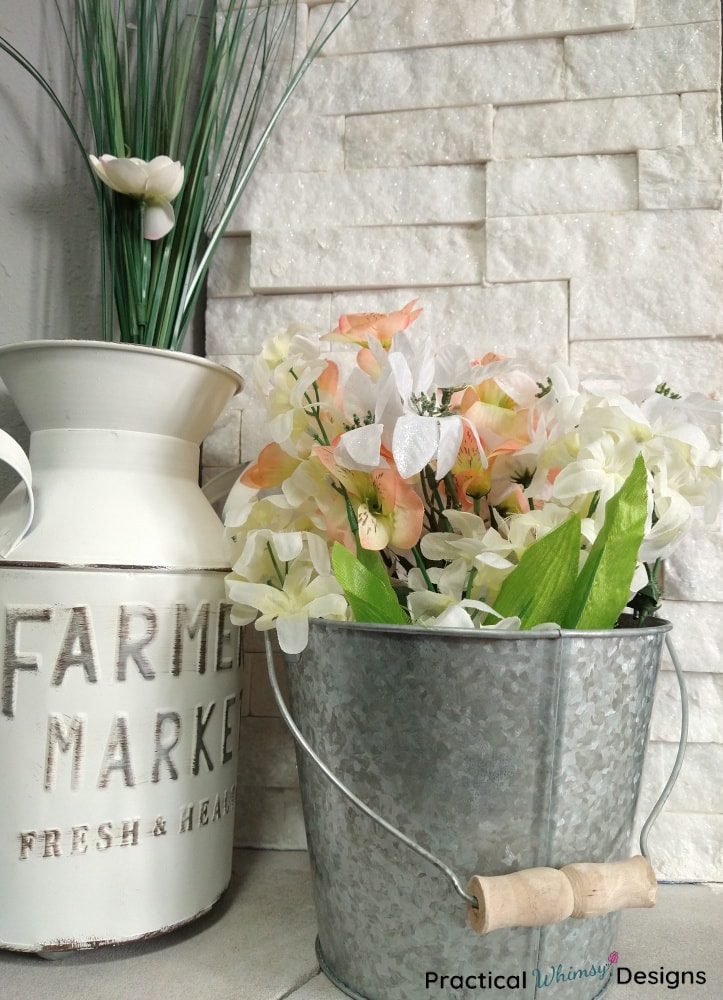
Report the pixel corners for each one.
[467,867,574,935]
[561,856,657,918]
[467,856,657,935]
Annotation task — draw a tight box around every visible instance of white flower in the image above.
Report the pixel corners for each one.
[377,332,490,479]
[415,518,516,608]
[421,512,514,572]
[89,154,184,240]
[332,423,385,472]
[248,330,342,456]
[392,410,472,480]
[551,433,642,513]
[226,530,347,654]
[223,299,723,647]
[406,592,502,629]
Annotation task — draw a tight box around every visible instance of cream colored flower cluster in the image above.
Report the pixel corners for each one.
[224,303,721,652]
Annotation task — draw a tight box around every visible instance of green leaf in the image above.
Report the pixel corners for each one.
[487,514,582,629]
[562,454,649,630]
[331,542,408,626]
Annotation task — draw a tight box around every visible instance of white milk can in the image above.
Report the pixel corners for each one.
[0,340,243,951]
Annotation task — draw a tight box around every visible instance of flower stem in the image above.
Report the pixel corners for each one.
[411,545,435,591]
[266,541,286,588]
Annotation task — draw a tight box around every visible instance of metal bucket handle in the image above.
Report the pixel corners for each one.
[266,631,688,933]
[0,428,34,557]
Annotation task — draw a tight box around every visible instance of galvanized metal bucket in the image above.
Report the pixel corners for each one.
[279,616,671,1000]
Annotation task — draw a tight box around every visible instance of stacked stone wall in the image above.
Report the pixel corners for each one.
[204,0,723,879]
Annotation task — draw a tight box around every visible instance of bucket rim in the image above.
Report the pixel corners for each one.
[305,613,672,643]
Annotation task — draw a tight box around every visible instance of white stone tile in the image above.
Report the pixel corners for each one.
[231,165,485,231]
[344,106,494,169]
[201,407,242,467]
[663,514,723,602]
[257,112,345,173]
[241,628,289,718]
[206,294,332,355]
[207,237,251,298]
[312,0,635,53]
[634,741,673,821]
[494,95,682,159]
[246,647,292,718]
[209,284,568,370]
[649,671,723,743]
[295,38,564,116]
[239,636,252,717]
[565,23,720,99]
[681,91,722,145]
[487,210,723,283]
[658,602,723,674]
[635,0,720,26]
[487,154,638,217]
[243,622,269,654]
[639,143,723,209]
[199,3,723,885]
[637,741,723,815]
[570,272,723,339]
[327,282,569,365]
[249,225,485,291]
[633,811,723,880]
[569,339,723,389]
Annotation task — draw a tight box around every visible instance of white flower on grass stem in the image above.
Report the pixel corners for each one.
[89,154,184,240]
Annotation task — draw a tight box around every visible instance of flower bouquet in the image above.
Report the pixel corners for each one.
[0,0,355,350]
[225,302,722,653]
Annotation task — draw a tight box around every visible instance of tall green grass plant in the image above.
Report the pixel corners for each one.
[0,0,356,350]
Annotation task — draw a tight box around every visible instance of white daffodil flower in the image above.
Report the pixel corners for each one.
[89,154,184,240]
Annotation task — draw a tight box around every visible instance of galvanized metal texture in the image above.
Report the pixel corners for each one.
[282,616,670,1000]
[267,631,477,907]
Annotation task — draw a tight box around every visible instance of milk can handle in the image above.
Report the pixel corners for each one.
[0,428,34,557]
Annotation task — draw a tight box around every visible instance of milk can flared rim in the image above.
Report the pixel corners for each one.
[0,337,240,377]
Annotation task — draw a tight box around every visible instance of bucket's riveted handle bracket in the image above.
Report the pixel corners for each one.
[0,428,34,557]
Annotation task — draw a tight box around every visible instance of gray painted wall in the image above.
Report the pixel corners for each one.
[0,0,100,493]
